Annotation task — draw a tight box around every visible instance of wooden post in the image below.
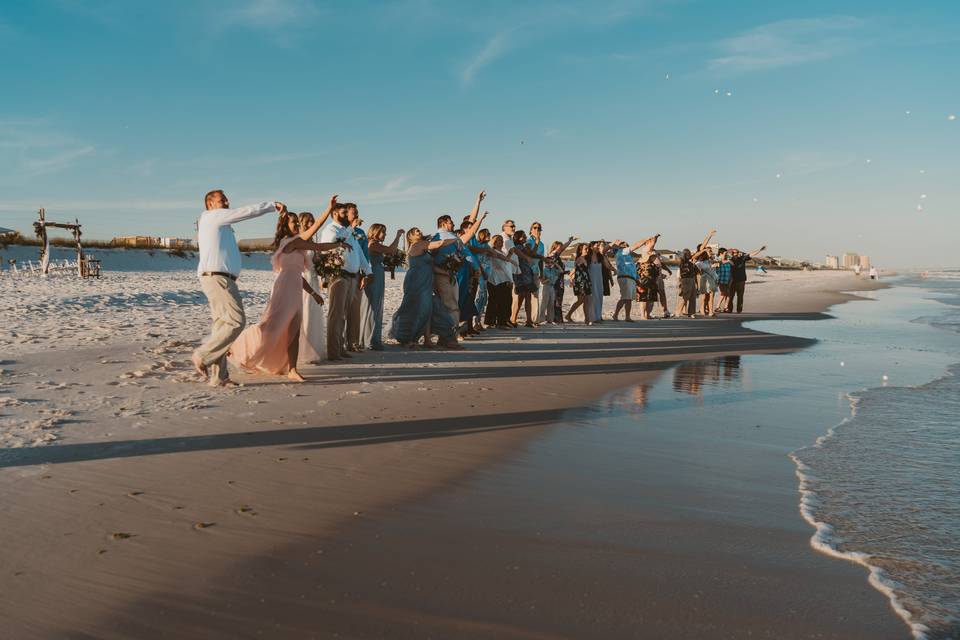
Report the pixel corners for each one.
[75,218,84,277]
[38,208,50,276]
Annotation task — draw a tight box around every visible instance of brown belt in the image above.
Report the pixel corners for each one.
[201,271,237,281]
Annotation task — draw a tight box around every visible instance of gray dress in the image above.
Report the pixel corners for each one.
[389,252,455,344]
[589,260,604,321]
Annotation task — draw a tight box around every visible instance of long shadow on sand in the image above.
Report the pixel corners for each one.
[0,407,585,469]
[0,313,822,469]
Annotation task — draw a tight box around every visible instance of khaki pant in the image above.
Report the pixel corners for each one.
[536,283,556,323]
[197,275,246,385]
[345,276,362,349]
[434,272,459,327]
[326,276,352,359]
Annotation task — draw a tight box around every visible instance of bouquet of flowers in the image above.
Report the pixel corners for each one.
[314,248,345,285]
[382,250,406,280]
[441,252,465,283]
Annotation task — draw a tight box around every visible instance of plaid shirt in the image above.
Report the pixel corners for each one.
[716,261,733,285]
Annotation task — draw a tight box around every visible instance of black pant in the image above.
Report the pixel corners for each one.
[485,282,513,326]
[554,279,565,322]
[727,280,746,313]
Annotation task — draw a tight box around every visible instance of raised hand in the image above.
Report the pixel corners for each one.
[477,190,486,203]
[329,194,339,209]
[275,202,287,214]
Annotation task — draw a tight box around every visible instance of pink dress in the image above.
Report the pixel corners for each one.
[229,237,309,375]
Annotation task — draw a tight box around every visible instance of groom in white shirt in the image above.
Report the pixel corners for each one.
[192,189,283,386]
[319,203,371,360]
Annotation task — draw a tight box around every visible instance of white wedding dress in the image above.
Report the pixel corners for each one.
[299,249,327,363]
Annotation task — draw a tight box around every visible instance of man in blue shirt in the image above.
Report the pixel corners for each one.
[714,248,732,313]
[612,234,660,322]
[525,221,545,323]
[345,203,371,351]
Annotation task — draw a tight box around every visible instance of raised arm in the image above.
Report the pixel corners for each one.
[466,190,486,224]
[556,235,577,257]
[631,233,660,254]
[699,229,717,251]
[209,201,281,226]
[370,229,404,256]
[298,194,338,240]
[691,247,711,261]
[748,245,767,258]
[460,211,488,244]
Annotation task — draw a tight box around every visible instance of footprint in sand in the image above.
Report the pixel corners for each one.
[193,522,215,530]
[111,532,135,540]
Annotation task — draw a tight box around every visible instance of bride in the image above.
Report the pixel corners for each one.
[297,209,333,363]
[229,196,345,381]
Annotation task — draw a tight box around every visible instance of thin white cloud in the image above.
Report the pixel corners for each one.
[22,146,96,175]
[0,120,96,181]
[356,177,455,205]
[779,150,858,177]
[461,31,511,87]
[710,16,869,73]
[454,0,666,87]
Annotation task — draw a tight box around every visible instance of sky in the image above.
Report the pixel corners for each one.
[1,0,958,269]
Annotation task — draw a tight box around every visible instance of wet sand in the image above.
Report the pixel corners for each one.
[0,271,901,638]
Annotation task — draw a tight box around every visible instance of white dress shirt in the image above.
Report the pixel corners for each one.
[319,220,371,275]
[197,202,277,277]
[499,232,520,275]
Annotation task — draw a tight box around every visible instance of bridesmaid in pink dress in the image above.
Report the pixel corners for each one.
[229,196,346,382]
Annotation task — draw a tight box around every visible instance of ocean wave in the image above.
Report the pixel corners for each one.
[791,367,960,640]
[790,393,932,640]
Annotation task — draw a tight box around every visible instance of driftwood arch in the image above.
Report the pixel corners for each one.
[33,208,98,277]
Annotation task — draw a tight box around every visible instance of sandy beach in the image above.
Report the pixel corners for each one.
[0,266,900,638]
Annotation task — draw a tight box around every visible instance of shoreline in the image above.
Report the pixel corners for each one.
[0,271,894,637]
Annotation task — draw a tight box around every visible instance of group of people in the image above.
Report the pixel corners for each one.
[189,189,765,386]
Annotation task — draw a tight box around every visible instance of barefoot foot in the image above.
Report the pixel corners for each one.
[191,352,208,380]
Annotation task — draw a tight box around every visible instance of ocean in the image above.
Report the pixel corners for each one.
[783,273,960,639]
[332,275,959,638]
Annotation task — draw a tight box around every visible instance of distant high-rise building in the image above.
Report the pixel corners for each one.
[842,253,860,269]
[825,255,840,269]
[859,255,871,269]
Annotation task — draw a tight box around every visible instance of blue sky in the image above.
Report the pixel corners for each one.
[1,0,958,268]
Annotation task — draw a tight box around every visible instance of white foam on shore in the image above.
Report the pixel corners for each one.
[789,393,931,640]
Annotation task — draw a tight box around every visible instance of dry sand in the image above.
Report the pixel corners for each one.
[0,268,897,638]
